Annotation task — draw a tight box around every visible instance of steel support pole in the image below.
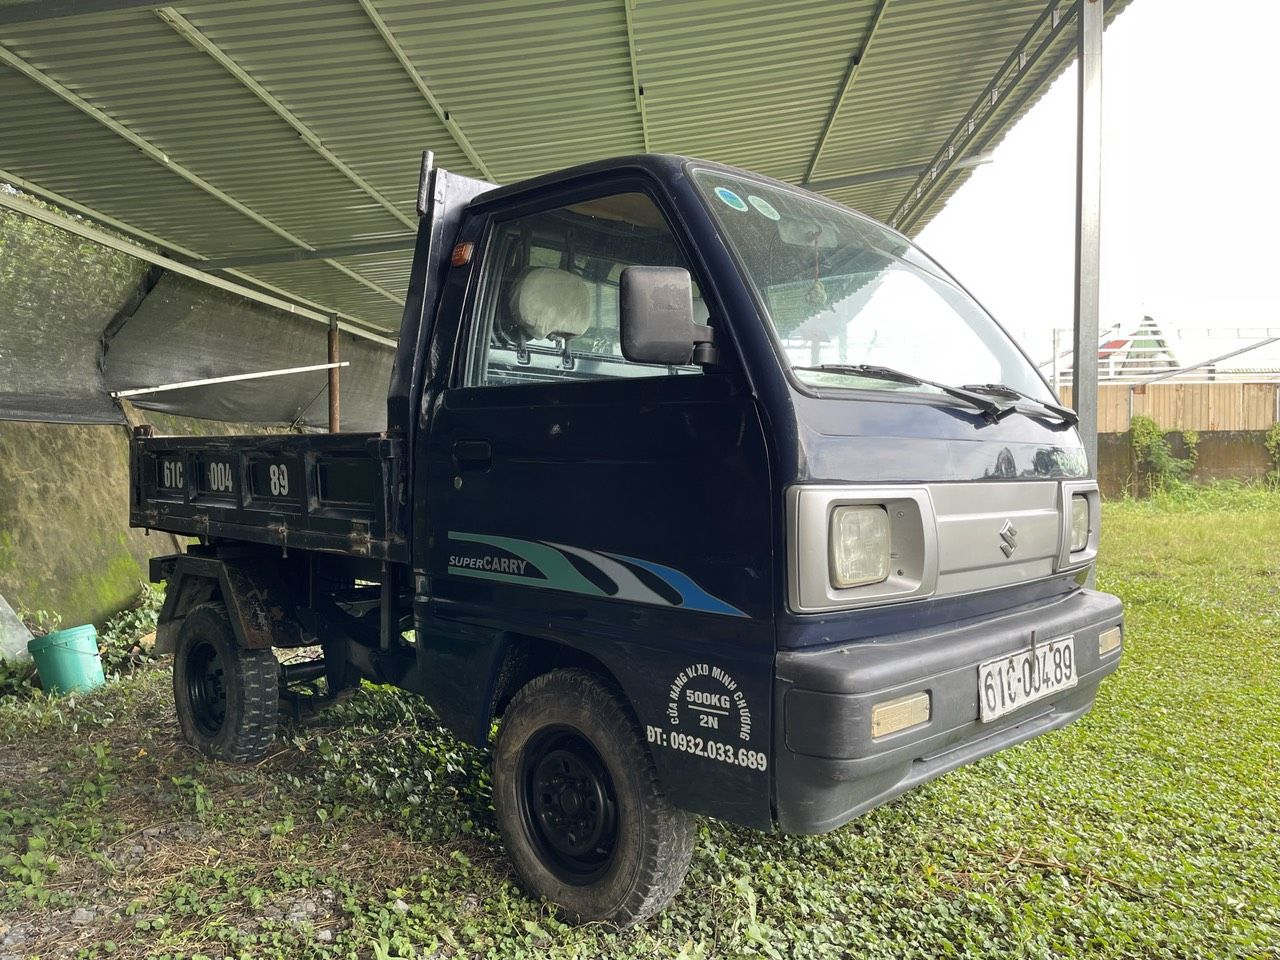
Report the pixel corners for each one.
[1072,0,1103,475]
[1052,327,1061,396]
[328,318,341,434]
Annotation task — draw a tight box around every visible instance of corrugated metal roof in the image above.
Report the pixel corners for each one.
[0,0,1131,334]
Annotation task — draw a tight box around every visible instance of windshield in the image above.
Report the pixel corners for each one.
[691,168,1054,403]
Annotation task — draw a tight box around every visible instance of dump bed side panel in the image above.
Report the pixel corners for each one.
[130,430,408,563]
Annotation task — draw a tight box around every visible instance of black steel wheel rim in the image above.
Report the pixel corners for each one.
[186,639,227,737]
[517,726,619,885]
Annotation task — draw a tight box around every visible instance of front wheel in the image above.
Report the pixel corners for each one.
[493,669,696,927]
[173,603,279,762]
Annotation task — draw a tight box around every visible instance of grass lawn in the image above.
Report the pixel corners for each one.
[1,486,1278,959]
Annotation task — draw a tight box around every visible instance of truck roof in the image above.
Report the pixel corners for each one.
[467,153,898,240]
[471,153,781,208]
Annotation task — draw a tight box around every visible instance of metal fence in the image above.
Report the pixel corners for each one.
[1059,382,1280,433]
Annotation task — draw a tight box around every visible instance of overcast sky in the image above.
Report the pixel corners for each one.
[918,0,1280,370]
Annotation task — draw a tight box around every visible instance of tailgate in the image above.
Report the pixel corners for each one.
[129,428,407,562]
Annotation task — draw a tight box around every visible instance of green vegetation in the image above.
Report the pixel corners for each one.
[1265,422,1280,486]
[2,487,1278,958]
[1128,414,1199,493]
[93,584,163,680]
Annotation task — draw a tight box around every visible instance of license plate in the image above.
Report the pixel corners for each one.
[978,635,1077,722]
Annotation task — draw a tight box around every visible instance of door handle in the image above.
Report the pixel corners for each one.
[452,439,492,472]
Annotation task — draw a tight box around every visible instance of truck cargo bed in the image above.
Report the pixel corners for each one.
[130,429,408,563]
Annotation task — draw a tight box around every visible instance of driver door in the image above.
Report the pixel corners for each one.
[414,180,775,827]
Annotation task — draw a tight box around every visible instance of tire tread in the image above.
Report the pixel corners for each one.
[175,603,279,763]
[497,668,695,927]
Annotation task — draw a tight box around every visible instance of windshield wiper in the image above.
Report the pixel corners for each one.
[959,383,1079,426]
[792,363,1015,423]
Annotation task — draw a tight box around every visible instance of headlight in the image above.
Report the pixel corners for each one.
[830,505,890,588]
[1070,494,1090,552]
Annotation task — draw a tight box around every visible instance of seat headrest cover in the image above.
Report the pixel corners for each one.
[509,267,592,341]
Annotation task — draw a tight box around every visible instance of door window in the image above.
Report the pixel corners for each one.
[466,192,706,386]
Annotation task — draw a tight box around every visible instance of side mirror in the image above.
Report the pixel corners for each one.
[620,266,716,366]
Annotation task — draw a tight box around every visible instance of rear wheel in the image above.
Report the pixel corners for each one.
[493,669,695,927]
[173,603,279,762]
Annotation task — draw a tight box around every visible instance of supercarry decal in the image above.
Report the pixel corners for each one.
[646,662,767,772]
[445,532,747,617]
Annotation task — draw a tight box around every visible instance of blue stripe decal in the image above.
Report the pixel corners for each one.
[447,531,748,618]
[604,552,748,618]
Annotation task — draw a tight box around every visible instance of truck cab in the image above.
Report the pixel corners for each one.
[133,153,1123,927]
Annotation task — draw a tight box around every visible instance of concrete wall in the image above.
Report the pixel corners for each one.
[0,412,276,628]
[1097,429,1273,498]
[0,420,159,629]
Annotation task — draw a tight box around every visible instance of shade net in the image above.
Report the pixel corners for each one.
[0,204,394,431]
[0,204,140,423]
[102,276,392,432]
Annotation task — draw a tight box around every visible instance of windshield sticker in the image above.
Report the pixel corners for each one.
[748,195,780,220]
[714,186,748,211]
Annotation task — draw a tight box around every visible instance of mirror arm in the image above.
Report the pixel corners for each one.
[691,325,718,366]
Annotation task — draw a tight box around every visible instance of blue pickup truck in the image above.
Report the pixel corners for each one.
[130,153,1123,926]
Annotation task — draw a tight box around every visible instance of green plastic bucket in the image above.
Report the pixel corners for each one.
[27,624,106,695]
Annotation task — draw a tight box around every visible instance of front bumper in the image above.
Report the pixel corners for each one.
[773,588,1123,834]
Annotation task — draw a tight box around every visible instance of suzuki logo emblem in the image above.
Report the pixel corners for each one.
[999,519,1018,557]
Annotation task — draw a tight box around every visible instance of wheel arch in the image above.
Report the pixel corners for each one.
[150,553,305,654]
[423,627,635,748]
[490,634,631,721]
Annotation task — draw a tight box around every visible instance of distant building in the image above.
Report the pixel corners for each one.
[1057,316,1280,383]
[1095,316,1178,379]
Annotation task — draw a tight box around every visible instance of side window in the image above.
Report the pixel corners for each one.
[466,192,707,386]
